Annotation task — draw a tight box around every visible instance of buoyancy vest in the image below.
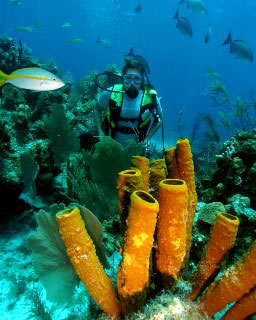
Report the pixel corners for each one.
[102,83,158,142]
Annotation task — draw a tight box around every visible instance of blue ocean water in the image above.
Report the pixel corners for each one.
[2,0,256,143]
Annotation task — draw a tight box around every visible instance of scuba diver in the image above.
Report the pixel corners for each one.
[94,52,163,148]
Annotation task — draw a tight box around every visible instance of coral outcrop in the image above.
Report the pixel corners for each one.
[200,130,256,209]
[0,36,120,222]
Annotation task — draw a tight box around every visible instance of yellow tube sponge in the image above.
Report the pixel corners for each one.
[189,213,239,301]
[150,159,167,170]
[198,240,256,318]
[176,138,197,265]
[149,159,167,201]
[221,286,256,320]
[117,191,159,314]
[156,179,188,286]
[56,207,121,318]
[131,156,150,192]
[117,169,143,225]
[164,147,180,179]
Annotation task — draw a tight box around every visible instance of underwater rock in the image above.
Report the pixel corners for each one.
[226,194,256,223]
[0,120,11,156]
[128,292,207,320]
[229,157,246,175]
[1,85,26,110]
[201,187,215,203]
[15,104,32,128]
[214,182,227,197]
[244,162,256,200]
[197,202,226,235]
[199,130,256,209]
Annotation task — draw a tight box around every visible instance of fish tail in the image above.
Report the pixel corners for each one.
[173,9,179,20]
[206,67,212,76]
[222,31,232,46]
[0,70,8,87]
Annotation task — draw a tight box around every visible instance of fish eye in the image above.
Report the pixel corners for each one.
[53,78,56,81]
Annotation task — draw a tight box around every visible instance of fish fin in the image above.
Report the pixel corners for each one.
[0,70,8,86]
[129,47,135,56]
[222,31,232,46]
[173,9,179,20]
[96,36,100,43]
[10,67,40,76]
[206,67,212,76]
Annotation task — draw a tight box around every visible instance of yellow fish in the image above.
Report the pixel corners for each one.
[16,25,35,32]
[0,67,65,91]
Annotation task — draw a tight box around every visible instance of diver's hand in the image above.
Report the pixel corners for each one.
[141,137,149,148]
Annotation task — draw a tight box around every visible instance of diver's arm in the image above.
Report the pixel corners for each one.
[145,96,163,141]
[94,105,105,137]
[146,113,163,140]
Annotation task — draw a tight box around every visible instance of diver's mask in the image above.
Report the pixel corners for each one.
[123,73,143,98]
[94,71,146,95]
[123,73,143,85]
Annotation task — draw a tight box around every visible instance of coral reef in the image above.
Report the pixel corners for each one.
[0,36,121,222]
[129,292,207,320]
[203,79,231,106]
[199,130,256,209]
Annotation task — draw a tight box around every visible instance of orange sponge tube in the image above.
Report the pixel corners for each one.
[149,159,167,201]
[56,207,121,318]
[117,191,159,314]
[176,139,197,264]
[189,213,240,301]
[198,240,256,318]
[131,156,150,192]
[221,286,256,320]
[117,169,142,225]
[164,147,180,179]
[156,179,188,285]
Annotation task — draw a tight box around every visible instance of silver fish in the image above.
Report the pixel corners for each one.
[173,10,193,38]
[96,37,112,49]
[62,22,72,30]
[66,38,84,44]
[204,21,212,44]
[222,31,253,62]
[179,0,208,15]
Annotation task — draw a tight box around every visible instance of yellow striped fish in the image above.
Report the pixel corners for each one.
[0,67,65,91]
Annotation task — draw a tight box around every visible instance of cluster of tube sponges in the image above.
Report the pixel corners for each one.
[55,138,256,319]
